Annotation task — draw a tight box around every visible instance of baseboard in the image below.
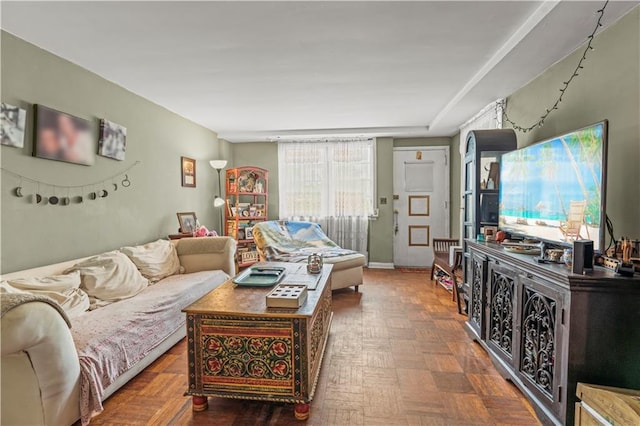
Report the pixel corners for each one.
[367,262,395,269]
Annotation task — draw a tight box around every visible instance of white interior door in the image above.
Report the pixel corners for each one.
[393,147,449,267]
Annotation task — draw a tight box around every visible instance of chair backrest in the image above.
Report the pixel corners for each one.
[564,200,587,237]
[432,238,460,255]
[567,200,587,222]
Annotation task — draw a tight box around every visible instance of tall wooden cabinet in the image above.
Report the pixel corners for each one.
[463,129,516,311]
[224,166,268,268]
[465,240,640,425]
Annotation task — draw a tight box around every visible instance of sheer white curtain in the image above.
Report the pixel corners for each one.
[278,139,375,257]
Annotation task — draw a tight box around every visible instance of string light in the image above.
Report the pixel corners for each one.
[2,161,141,198]
[501,0,609,133]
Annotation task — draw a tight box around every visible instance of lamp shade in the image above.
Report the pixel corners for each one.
[213,196,226,208]
[209,160,228,170]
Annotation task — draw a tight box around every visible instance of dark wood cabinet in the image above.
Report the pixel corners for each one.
[465,240,640,425]
[516,274,564,418]
[486,261,517,366]
[468,251,488,339]
[463,129,516,312]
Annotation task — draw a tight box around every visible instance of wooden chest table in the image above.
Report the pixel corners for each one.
[183,262,333,420]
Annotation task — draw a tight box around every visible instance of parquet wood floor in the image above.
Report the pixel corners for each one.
[90,268,541,425]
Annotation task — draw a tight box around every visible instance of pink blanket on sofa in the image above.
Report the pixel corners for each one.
[71,270,228,425]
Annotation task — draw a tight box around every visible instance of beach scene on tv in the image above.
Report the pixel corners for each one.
[499,122,605,251]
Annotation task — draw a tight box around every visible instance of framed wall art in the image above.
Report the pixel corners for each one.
[98,119,127,161]
[1,102,27,148]
[181,156,196,187]
[33,105,94,166]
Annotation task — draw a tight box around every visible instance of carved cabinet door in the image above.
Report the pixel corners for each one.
[468,251,488,339]
[515,274,565,417]
[485,261,518,367]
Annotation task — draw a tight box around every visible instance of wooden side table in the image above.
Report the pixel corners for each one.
[168,233,194,240]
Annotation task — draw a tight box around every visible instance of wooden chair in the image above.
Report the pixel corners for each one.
[431,238,466,314]
[430,238,460,281]
[559,200,588,241]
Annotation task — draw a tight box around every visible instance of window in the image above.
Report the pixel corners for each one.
[278,139,375,218]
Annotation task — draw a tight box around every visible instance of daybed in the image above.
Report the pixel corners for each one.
[0,237,236,426]
[252,220,366,291]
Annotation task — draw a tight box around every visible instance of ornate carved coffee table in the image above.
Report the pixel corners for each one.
[183,262,333,420]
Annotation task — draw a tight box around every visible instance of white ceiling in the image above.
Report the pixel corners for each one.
[2,1,638,142]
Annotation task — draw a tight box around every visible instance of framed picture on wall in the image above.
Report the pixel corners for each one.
[98,119,127,161]
[1,102,27,148]
[33,104,94,166]
[181,156,196,187]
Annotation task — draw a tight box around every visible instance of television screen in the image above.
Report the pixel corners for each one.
[499,121,607,251]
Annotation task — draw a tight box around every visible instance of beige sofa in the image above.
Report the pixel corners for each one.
[0,237,236,426]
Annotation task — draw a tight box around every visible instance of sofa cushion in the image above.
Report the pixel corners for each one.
[4,271,90,319]
[321,253,367,271]
[176,237,235,274]
[120,239,181,283]
[64,252,148,306]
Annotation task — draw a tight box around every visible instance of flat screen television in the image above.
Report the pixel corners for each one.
[498,121,608,251]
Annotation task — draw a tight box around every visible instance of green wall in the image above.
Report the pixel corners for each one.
[1,32,224,273]
[504,7,640,240]
[227,137,458,264]
[370,137,395,263]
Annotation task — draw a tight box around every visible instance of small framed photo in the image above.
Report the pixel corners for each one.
[253,204,265,217]
[181,156,196,187]
[98,119,127,161]
[245,227,254,240]
[484,226,498,241]
[177,212,198,234]
[1,102,27,148]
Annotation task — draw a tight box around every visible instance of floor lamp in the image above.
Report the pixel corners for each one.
[209,160,227,235]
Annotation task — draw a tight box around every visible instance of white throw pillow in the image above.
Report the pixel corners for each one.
[6,271,90,318]
[64,251,148,303]
[120,239,181,283]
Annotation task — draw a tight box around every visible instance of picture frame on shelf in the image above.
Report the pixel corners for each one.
[483,225,498,241]
[253,203,266,217]
[241,251,259,264]
[181,156,196,187]
[237,170,258,192]
[238,228,245,240]
[245,227,254,240]
[177,212,197,234]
